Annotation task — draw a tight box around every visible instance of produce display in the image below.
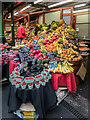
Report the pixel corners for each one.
[79,47,88,51]
[9,63,51,89]
[0,43,18,65]
[24,20,82,63]
[7,20,87,90]
[48,60,74,74]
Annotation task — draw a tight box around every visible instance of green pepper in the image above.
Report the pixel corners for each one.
[42,58,49,63]
[32,56,34,59]
[29,51,32,55]
[37,59,41,64]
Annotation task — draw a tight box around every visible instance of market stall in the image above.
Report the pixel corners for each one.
[1,5,89,117]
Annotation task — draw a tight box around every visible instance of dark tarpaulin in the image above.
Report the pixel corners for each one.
[2,63,9,80]
[8,81,57,118]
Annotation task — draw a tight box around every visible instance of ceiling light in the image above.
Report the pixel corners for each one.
[34,0,43,4]
[48,0,73,8]
[8,16,10,18]
[14,12,18,15]
[73,8,90,13]
[74,3,86,8]
[20,5,31,11]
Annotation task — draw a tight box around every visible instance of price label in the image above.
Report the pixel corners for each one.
[33,40,37,44]
[34,45,40,50]
[48,55,54,59]
[32,59,37,65]
[49,61,58,68]
[47,52,55,58]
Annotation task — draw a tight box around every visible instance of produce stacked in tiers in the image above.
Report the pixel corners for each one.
[9,63,51,89]
[25,21,82,63]
[9,20,83,90]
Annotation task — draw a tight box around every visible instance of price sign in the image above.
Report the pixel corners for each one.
[32,59,37,65]
[34,45,40,50]
[33,40,37,44]
[49,61,58,68]
[47,52,55,58]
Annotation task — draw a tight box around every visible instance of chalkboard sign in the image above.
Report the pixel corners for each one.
[49,61,58,68]
[33,40,37,44]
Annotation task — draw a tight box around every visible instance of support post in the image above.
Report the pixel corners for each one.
[0,2,5,44]
[11,8,15,46]
[28,14,30,26]
[36,15,39,24]
[43,13,45,24]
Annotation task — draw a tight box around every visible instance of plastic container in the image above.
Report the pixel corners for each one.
[21,62,28,68]
[40,79,46,86]
[14,72,20,77]
[15,82,21,88]
[15,76,24,82]
[11,80,16,85]
[47,74,51,80]
[45,77,49,82]
[35,81,40,88]
[41,73,47,79]
[35,74,43,81]
[44,69,49,75]
[14,67,20,72]
[21,81,27,89]
[23,66,28,72]
[28,83,33,89]
[11,76,15,81]
[25,77,34,83]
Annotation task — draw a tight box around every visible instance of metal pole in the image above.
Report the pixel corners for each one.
[11,8,15,46]
[0,2,5,44]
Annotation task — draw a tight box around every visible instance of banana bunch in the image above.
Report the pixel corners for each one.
[48,60,74,74]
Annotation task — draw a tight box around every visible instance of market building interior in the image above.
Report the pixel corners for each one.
[1,0,90,119]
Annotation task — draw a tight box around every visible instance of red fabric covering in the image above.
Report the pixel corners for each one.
[9,61,20,75]
[51,72,76,92]
[17,25,26,39]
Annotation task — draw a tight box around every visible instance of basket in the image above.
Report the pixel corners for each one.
[15,82,21,88]
[25,77,34,83]
[41,72,47,79]
[21,81,27,89]
[35,74,43,81]
[11,80,16,85]
[23,66,28,72]
[28,83,33,89]
[15,76,24,82]
[40,79,46,86]
[21,62,28,67]
[35,81,40,88]
[44,69,49,75]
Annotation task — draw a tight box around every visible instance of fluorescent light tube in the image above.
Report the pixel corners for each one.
[74,3,86,8]
[48,0,73,8]
[73,8,90,13]
[14,12,18,15]
[34,0,43,4]
[20,5,31,11]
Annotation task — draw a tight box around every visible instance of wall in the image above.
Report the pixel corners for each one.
[39,14,43,24]
[45,11,60,24]
[76,13,90,38]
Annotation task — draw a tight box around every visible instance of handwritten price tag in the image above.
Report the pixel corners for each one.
[47,52,55,58]
[34,45,41,50]
[49,61,58,68]
[33,40,37,44]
